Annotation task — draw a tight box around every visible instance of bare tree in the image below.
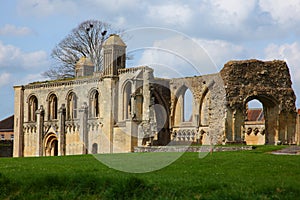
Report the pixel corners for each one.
[43,20,117,79]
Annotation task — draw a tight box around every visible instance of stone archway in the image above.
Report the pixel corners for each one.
[152,86,171,146]
[44,133,58,156]
[244,95,278,145]
[221,60,297,145]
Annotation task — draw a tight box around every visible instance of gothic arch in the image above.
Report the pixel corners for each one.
[173,85,194,126]
[199,88,210,126]
[122,81,132,120]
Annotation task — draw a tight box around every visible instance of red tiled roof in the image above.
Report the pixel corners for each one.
[247,109,264,121]
[298,109,300,115]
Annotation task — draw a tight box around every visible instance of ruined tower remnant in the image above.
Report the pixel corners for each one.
[221,60,297,145]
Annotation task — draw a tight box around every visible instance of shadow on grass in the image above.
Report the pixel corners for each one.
[3,173,155,200]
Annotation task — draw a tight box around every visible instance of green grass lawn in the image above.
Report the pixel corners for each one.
[0,146,299,200]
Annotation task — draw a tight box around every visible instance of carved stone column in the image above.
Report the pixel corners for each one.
[79,102,88,154]
[58,104,66,156]
[36,105,44,156]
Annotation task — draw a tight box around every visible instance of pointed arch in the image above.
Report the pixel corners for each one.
[123,81,132,120]
[173,85,194,126]
[199,88,211,126]
[183,88,193,122]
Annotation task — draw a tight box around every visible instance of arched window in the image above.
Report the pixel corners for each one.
[67,92,77,120]
[123,82,132,120]
[183,88,193,122]
[200,91,210,126]
[28,95,38,122]
[48,94,58,120]
[90,90,99,118]
[174,87,194,125]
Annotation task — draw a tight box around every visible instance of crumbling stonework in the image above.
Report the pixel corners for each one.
[221,60,297,144]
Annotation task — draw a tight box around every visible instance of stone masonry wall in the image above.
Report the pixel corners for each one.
[220,59,296,111]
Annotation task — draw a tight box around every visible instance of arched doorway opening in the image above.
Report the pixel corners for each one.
[152,88,170,145]
[44,133,58,156]
[92,143,98,154]
[244,95,277,144]
[245,99,265,145]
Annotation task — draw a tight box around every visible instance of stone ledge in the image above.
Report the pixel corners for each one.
[134,146,254,153]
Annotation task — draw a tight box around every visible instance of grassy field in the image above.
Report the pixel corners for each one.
[0,146,300,199]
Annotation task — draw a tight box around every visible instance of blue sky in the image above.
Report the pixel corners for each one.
[1,0,300,119]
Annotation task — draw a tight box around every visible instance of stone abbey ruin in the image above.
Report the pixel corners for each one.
[13,34,300,157]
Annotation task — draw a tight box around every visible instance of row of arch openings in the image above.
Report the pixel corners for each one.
[173,86,210,127]
[27,91,93,122]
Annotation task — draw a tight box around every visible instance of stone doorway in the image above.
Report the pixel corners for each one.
[244,95,277,144]
[244,99,266,145]
[44,133,58,156]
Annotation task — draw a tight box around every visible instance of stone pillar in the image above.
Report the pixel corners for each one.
[232,108,243,142]
[13,86,24,157]
[265,106,279,144]
[58,104,66,156]
[36,105,44,156]
[142,70,151,121]
[79,102,88,154]
[297,112,300,145]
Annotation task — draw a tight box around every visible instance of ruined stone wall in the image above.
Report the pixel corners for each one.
[220,59,297,144]
[220,59,296,111]
[169,73,227,144]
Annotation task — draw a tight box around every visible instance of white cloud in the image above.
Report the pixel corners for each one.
[137,35,224,77]
[147,4,193,26]
[0,42,21,67]
[0,24,33,36]
[264,42,300,78]
[15,73,45,85]
[0,73,11,87]
[264,42,300,106]
[259,0,300,25]
[0,41,48,70]
[210,0,256,26]
[196,39,246,68]
[21,50,49,70]
[85,0,142,12]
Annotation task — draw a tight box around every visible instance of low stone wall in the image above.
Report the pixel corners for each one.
[0,140,13,157]
[134,145,253,153]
